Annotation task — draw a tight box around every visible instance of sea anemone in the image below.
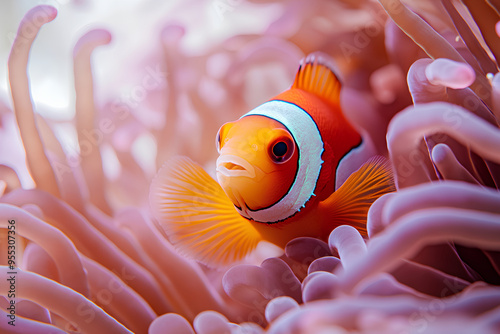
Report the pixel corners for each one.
[1,0,500,333]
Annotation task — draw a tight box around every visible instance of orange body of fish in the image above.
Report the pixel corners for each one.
[150,53,394,266]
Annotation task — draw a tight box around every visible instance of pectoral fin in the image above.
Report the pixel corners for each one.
[322,156,395,236]
[149,156,263,267]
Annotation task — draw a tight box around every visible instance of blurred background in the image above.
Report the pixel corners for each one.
[0,0,412,209]
[0,0,287,194]
[0,0,278,116]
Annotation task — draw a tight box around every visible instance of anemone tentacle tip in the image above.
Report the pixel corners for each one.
[27,5,58,24]
[73,28,113,57]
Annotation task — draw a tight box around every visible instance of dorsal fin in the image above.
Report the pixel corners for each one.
[291,53,342,106]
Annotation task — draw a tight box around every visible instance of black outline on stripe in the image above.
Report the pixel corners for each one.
[239,99,325,225]
[333,136,363,190]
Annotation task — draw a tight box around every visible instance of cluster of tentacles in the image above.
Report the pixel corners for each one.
[1,1,500,333]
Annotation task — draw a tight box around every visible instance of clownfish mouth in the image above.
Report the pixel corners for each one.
[216,155,256,178]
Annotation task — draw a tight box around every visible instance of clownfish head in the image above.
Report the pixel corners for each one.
[215,53,364,224]
[216,115,299,219]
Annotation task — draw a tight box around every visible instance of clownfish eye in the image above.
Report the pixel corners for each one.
[273,142,287,157]
[269,137,294,163]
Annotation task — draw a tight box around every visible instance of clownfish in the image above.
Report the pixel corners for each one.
[150,53,394,266]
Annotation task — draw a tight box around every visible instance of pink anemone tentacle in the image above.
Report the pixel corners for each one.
[338,208,500,294]
[73,29,113,215]
[0,204,89,295]
[0,267,133,334]
[387,102,500,188]
[7,5,60,197]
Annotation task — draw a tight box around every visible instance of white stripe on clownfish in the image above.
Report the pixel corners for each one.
[236,99,324,224]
